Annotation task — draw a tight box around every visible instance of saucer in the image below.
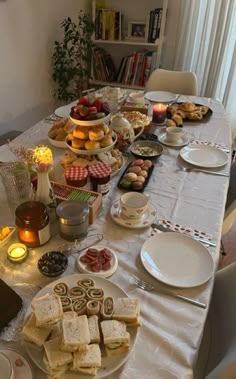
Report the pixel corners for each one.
[158,132,192,147]
[0,348,33,379]
[110,200,157,229]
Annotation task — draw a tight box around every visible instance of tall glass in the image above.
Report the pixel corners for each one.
[0,161,33,214]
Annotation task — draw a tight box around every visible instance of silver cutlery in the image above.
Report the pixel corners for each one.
[151,223,217,247]
[132,275,207,309]
[177,164,229,177]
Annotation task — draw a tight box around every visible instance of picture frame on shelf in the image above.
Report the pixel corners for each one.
[127,22,146,40]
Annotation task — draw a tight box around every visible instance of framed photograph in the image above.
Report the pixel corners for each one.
[128,22,146,40]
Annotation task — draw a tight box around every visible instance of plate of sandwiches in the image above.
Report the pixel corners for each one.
[21,274,140,379]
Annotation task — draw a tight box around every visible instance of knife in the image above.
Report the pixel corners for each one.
[151,223,217,247]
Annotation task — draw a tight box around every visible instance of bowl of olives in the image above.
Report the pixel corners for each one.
[38,251,68,277]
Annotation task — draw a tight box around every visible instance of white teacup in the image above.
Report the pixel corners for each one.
[165,126,184,143]
[120,192,149,219]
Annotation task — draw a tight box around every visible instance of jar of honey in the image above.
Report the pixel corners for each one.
[15,201,50,247]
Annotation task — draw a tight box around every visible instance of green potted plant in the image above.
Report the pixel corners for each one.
[52,10,95,102]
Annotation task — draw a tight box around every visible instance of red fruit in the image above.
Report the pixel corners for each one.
[93,99,103,112]
[78,96,89,106]
[79,105,89,117]
[73,104,84,114]
[88,106,97,114]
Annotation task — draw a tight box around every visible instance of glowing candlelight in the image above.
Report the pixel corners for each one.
[152,103,167,124]
[7,243,28,263]
[33,146,53,168]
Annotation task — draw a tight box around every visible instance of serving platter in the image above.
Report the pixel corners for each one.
[23,274,138,379]
[65,132,117,156]
[140,232,214,288]
[167,102,212,122]
[180,143,229,168]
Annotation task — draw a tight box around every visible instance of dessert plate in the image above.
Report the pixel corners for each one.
[140,232,214,288]
[23,274,138,379]
[76,245,118,278]
[0,348,33,379]
[144,91,177,103]
[158,132,192,147]
[180,143,229,168]
[111,200,157,229]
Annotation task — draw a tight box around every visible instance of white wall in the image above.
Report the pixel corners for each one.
[0,0,89,135]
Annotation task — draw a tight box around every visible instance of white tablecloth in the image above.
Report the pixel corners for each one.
[0,96,232,379]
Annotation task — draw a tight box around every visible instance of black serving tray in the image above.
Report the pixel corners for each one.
[117,161,154,192]
[167,103,213,122]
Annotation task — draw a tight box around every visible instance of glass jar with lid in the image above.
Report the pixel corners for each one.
[88,162,111,195]
[15,201,50,247]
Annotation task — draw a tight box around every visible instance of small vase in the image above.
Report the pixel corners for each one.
[35,166,56,208]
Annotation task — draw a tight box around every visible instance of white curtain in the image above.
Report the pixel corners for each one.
[173,0,236,136]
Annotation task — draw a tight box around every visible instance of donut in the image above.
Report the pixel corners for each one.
[71,138,86,149]
[73,125,90,140]
[89,125,105,141]
[85,140,100,150]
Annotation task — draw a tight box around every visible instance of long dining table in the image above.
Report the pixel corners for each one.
[0,94,232,379]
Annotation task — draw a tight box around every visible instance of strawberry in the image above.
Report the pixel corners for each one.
[93,99,103,112]
[88,106,97,114]
[79,105,89,117]
[78,96,89,106]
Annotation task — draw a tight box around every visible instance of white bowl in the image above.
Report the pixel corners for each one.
[0,227,16,248]
[70,113,111,127]
[47,136,67,149]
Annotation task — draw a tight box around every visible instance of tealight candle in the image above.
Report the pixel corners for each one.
[152,103,167,124]
[7,243,28,263]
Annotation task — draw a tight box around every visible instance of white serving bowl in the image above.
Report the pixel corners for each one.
[70,113,111,127]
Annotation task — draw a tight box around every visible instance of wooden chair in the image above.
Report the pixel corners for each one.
[194,262,236,378]
[145,68,198,95]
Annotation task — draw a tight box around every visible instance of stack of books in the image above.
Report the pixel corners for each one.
[146,8,163,43]
[95,8,123,40]
[116,50,157,87]
[92,47,117,82]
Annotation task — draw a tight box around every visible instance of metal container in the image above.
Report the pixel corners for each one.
[56,201,89,241]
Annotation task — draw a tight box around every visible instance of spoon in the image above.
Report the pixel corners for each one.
[177,164,229,177]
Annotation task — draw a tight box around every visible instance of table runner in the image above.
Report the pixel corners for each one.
[0,95,232,378]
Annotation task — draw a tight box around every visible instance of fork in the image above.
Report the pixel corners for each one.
[177,164,229,177]
[132,275,207,309]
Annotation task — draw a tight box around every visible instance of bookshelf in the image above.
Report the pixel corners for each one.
[90,0,168,89]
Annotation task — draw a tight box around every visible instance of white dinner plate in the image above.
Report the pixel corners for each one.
[76,245,118,277]
[180,143,229,168]
[140,232,214,288]
[158,132,192,147]
[110,200,157,229]
[0,348,33,379]
[144,91,177,103]
[55,101,77,118]
[23,274,138,379]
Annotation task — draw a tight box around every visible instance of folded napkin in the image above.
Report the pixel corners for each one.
[151,219,213,241]
[192,140,229,151]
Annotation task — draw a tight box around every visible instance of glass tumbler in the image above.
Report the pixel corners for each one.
[0,161,33,214]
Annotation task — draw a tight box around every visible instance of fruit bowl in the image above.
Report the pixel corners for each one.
[38,251,68,277]
[70,96,111,126]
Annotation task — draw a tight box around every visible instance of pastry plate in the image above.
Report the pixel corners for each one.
[76,245,118,278]
[180,143,229,168]
[65,132,117,155]
[158,132,193,147]
[0,348,33,379]
[167,102,212,122]
[55,101,77,118]
[23,274,138,379]
[111,200,157,229]
[140,232,214,288]
[47,136,67,149]
[144,91,178,103]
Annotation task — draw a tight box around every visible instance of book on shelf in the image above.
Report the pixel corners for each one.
[92,47,116,82]
[156,8,163,39]
[146,7,163,43]
[94,5,123,41]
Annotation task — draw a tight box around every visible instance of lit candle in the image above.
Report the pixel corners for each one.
[7,243,28,263]
[152,103,167,124]
[33,146,53,169]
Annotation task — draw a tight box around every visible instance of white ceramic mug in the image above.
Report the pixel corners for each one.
[166,126,184,143]
[120,192,149,219]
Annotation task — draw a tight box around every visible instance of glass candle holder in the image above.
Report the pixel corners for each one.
[7,243,28,263]
[152,103,167,124]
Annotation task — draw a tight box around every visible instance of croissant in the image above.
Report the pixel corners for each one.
[187,111,203,121]
[200,106,209,115]
[171,113,183,126]
[166,118,177,127]
[179,102,197,112]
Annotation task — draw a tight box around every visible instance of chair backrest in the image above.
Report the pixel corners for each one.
[194,262,236,378]
[145,69,198,96]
